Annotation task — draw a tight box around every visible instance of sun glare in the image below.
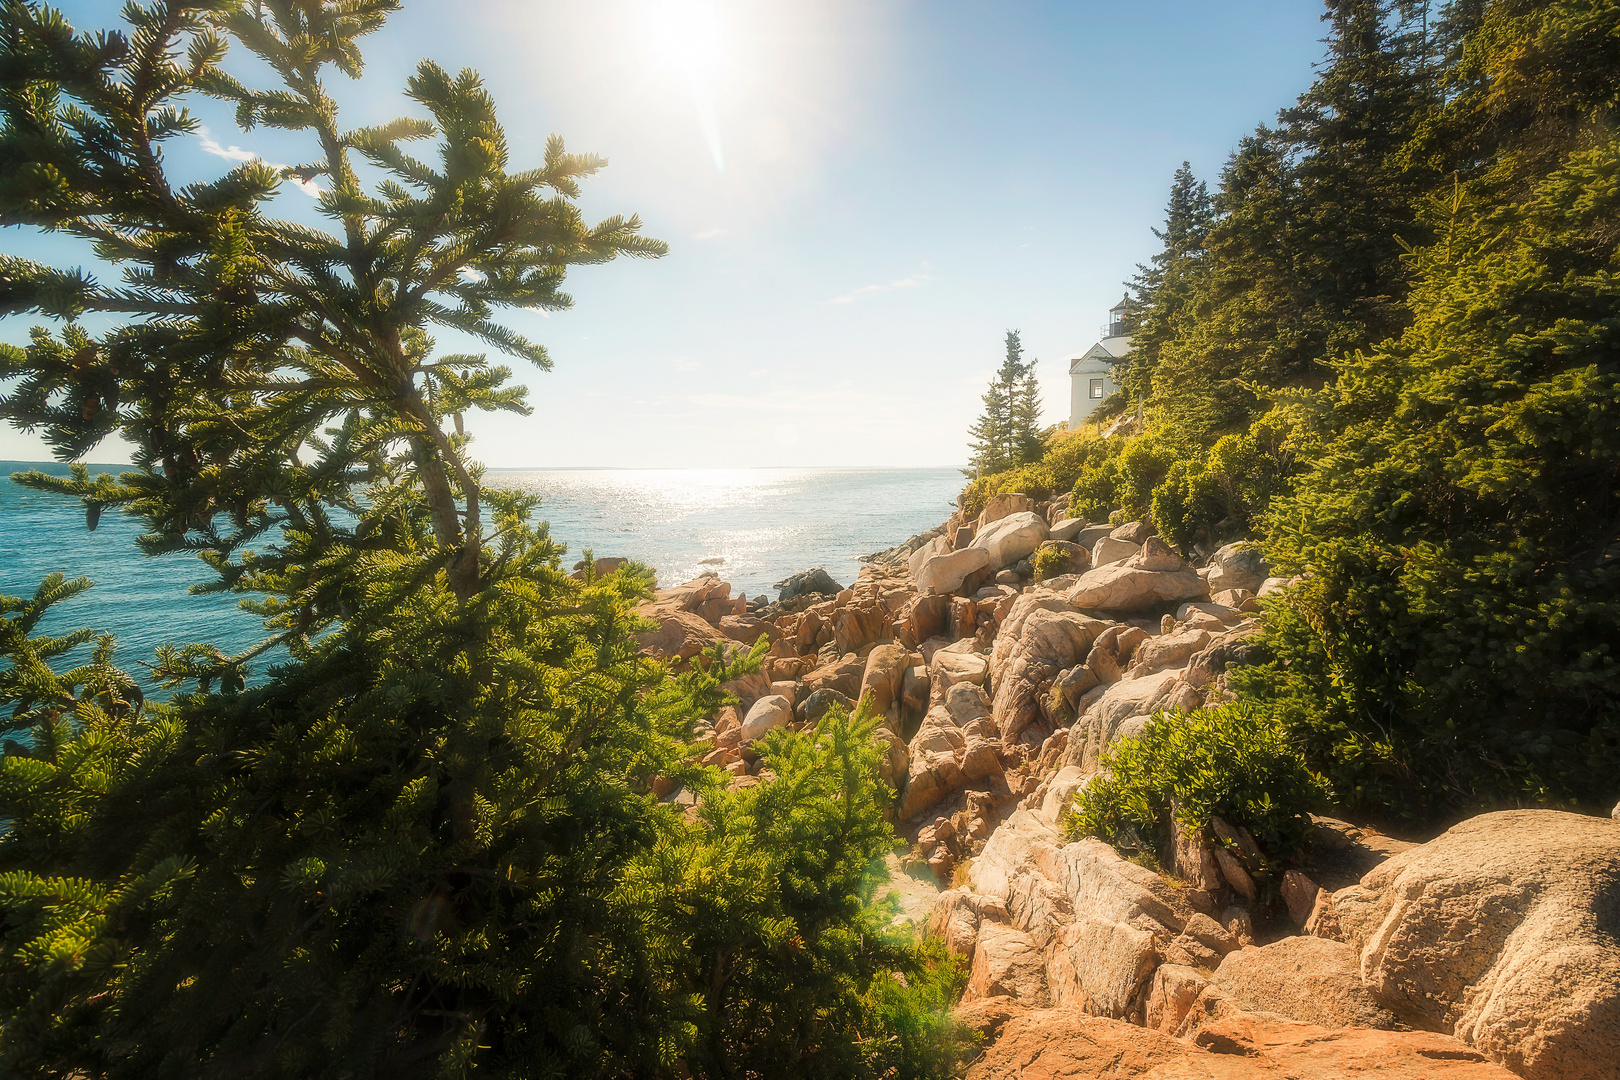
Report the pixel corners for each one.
[646,0,727,78]
[645,0,730,173]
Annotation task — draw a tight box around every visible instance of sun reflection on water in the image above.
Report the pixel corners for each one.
[492,467,962,596]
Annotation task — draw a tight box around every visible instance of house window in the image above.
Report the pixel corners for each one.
[1090,378,1105,399]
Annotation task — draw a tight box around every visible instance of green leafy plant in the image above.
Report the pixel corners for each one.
[1064,704,1332,866]
[1030,544,1072,580]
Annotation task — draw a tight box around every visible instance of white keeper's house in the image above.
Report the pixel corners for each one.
[1068,296,1134,427]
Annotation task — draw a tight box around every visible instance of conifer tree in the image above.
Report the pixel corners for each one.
[966,330,1042,475]
[1243,0,1620,815]
[0,3,965,1076]
[1122,162,1213,401]
[1122,0,1444,445]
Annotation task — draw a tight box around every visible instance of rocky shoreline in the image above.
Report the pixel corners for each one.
[627,490,1619,1080]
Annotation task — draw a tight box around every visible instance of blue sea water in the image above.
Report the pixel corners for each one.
[1,463,962,683]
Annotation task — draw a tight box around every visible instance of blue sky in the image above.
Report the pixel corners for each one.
[2,0,1329,468]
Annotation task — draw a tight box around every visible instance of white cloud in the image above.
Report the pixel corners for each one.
[665,356,702,373]
[197,130,322,197]
[198,135,257,163]
[692,228,727,239]
[824,272,933,305]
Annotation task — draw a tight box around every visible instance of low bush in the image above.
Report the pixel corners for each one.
[1030,544,1073,580]
[959,463,1054,519]
[1063,704,1331,865]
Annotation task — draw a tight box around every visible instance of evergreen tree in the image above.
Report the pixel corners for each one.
[1122,162,1213,402]
[1280,0,1432,350]
[1024,0,1618,823]
[966,330,1042,475]
[1242,0,1620,816]
[1133,1,1436,442]
[0,3,965,1076]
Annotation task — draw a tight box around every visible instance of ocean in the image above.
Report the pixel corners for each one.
[0,463,962,681]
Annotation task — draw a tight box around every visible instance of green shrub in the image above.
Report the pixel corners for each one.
[1030,545,1072,580]
[1149,423,1301,550]
[959,464,1053,519]
[1063,704,1331,865]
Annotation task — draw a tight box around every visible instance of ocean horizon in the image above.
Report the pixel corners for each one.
[1,462,964,683]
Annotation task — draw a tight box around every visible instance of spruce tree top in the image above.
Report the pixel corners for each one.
[0,0,666,647]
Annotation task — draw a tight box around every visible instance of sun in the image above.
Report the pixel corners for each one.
[644,0,731,172]
[646,0,728,78]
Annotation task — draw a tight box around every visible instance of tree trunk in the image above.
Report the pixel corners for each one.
[413,435,480,600]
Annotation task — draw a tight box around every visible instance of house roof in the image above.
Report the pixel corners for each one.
[1066,334,1133,374]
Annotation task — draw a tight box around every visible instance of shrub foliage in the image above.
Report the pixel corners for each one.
[1064,705,1331,867]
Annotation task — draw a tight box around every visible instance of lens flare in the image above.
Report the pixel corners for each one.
[646,0,728,172]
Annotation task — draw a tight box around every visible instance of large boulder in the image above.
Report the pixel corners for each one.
[738,694,793,744]
[966,921,1050,1006]
[858,643,910,715]
[1129,627,1212,677]
[1183,626,1263,688]
[964,1009,1516,1080]
[717,613,779,646]
[900,591,951,643]
[914,547,992,595]
[968,810,1194,1019]
[719,668,771,713]
[635,608,726,662]
[796,686,855,724]
[800,653,866,699]
[1065,669,1184,776]
[977,492,1037,529]
[906,535,948,580]
[647,575,733,615]
[1047,517,1086,542]
[987,599,1105,741]
[1333,809,1620,1080]
[1144,963,1207,1035]
[773,566,842,603]
[970,511,1050,571]
[832,602,890,654]
[927,888,1010,960]
[898,683,996,820]
[1074,524,1114,550]
[1066,563,1208,612]
[1090,536,1140,567]
[1206,936,1399,1030]
[1127,536,1184,572]
[929,642,990,702]
[1111,520,1154,544]
[1205,543,1269,593]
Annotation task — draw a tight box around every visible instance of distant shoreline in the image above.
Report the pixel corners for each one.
[6,461,963,474]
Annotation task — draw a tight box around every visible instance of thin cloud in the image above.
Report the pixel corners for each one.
[823,273,934,305]
[198,130,322,197]
[692,228,727,240]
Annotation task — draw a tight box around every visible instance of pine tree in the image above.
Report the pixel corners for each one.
[1243,0,1620,816]
[0,3,965,1076]
[1122,162,1213,401]
[1130,1,1435,443]
[966,330,1042,475]
[1280,0,1432,351]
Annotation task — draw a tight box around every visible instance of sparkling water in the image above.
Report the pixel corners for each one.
[1,463,961,681]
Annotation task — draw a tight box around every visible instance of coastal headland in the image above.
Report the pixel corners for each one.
[630,488,1620,1080]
